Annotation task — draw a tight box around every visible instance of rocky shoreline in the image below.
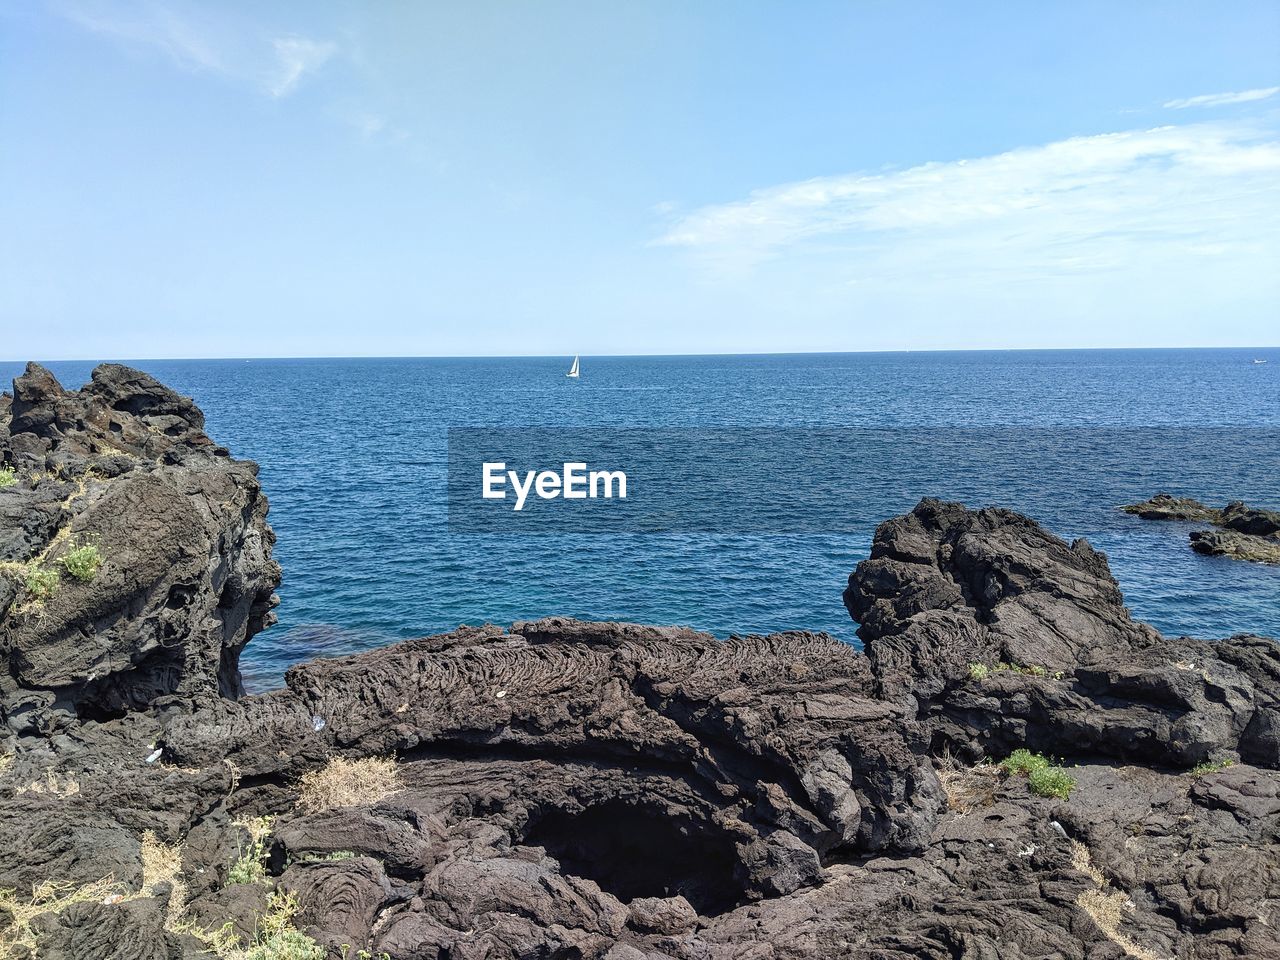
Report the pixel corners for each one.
[1,365,1278,959]
[1123,493,1280,564]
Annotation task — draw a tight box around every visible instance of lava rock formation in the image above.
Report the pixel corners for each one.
[1123,492,1280,564]
[0,366,1276,959]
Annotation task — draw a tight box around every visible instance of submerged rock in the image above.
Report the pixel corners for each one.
[1121,491,1223,523]
[0,368,1276,959]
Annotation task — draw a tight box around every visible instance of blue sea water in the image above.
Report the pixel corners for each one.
[6,349,1278,690]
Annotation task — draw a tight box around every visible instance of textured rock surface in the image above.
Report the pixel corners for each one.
[1124,492,1280,564]
[0,363,280,735]
[0,373,1277,959]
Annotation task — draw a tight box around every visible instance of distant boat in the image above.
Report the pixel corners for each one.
[566,355,580,378]
[1254,359,1268,364]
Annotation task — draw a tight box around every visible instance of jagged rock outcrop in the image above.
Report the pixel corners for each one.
[0,363,280,734]
[846,498,1280,768]
[0,373,1277,960]
[1123,492,1280,564]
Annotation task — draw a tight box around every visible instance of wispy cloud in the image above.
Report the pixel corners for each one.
[269,36,336,98]
[657,121,1280,275]
[1164,86,1279,109]
[52,0,335,98]
[654,118,1280,341]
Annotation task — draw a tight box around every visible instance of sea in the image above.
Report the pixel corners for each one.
[6,349,1278,691]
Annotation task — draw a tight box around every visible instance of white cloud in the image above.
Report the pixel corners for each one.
[657,121,1280,273]
[269,37,336,98]
[52,0,335,98]
[1164,87,1279,109]
[654,119,1280,343]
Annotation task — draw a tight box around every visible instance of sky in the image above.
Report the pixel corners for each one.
[1,1,1278,359]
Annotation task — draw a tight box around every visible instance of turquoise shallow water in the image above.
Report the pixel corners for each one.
[6,348,1278,690]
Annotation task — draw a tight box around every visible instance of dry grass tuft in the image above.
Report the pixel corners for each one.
[1072,840,1165,960]
[297,756,402,814]
[17,769,80,798]
[936,752,999,813]
[0,876,123,959]
[0,824,326,960]
[1070,840,1106,886]
[141,831,187,928]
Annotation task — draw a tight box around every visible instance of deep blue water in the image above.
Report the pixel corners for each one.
[6,349,1278,690]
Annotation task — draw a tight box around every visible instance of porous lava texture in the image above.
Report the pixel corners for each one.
[0,366,1276,960]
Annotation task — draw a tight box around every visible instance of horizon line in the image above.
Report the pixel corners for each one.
[4,344,1279,365]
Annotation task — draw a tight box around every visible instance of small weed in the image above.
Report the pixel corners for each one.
[937,761,1000,812]
[228,816,274,885]
[227,853,266,886]
[58,538,103,582]
[341,948,392,960]
[1189,757,1235,777]
[999,749,1076,799]
[999,748,1050,777]
[242,890,325,960]
[1028,765,1077,800]
[969,662,1063,682]
[0,466,15,488]
[24,567,60,600]
[1072,840,1161,960]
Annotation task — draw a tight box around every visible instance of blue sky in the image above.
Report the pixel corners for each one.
[2,1,1278,359]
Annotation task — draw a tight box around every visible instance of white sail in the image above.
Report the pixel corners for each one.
[567,355,580,378]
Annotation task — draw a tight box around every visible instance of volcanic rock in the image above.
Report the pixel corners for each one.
[0,369,1276,959]
[1124,492,1280,564]
[0,362,279,732]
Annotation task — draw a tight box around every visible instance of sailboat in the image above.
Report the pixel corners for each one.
[566,354,580,378]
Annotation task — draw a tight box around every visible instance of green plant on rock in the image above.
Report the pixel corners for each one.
[969,662,1064,682]
[24,568,60,600]
[1000,748,1050,777]
[342,948,391,960]
[999,748,1076,800]
[1189,757,1235,777]
[227,851,265,886]
[243,891,325,960]
[227,817,274,885]
[1028,765,1077,800]
[58,537,103,582]
[0,466,15,488]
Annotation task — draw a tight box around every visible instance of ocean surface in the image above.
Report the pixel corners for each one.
[7,349,1278,691]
